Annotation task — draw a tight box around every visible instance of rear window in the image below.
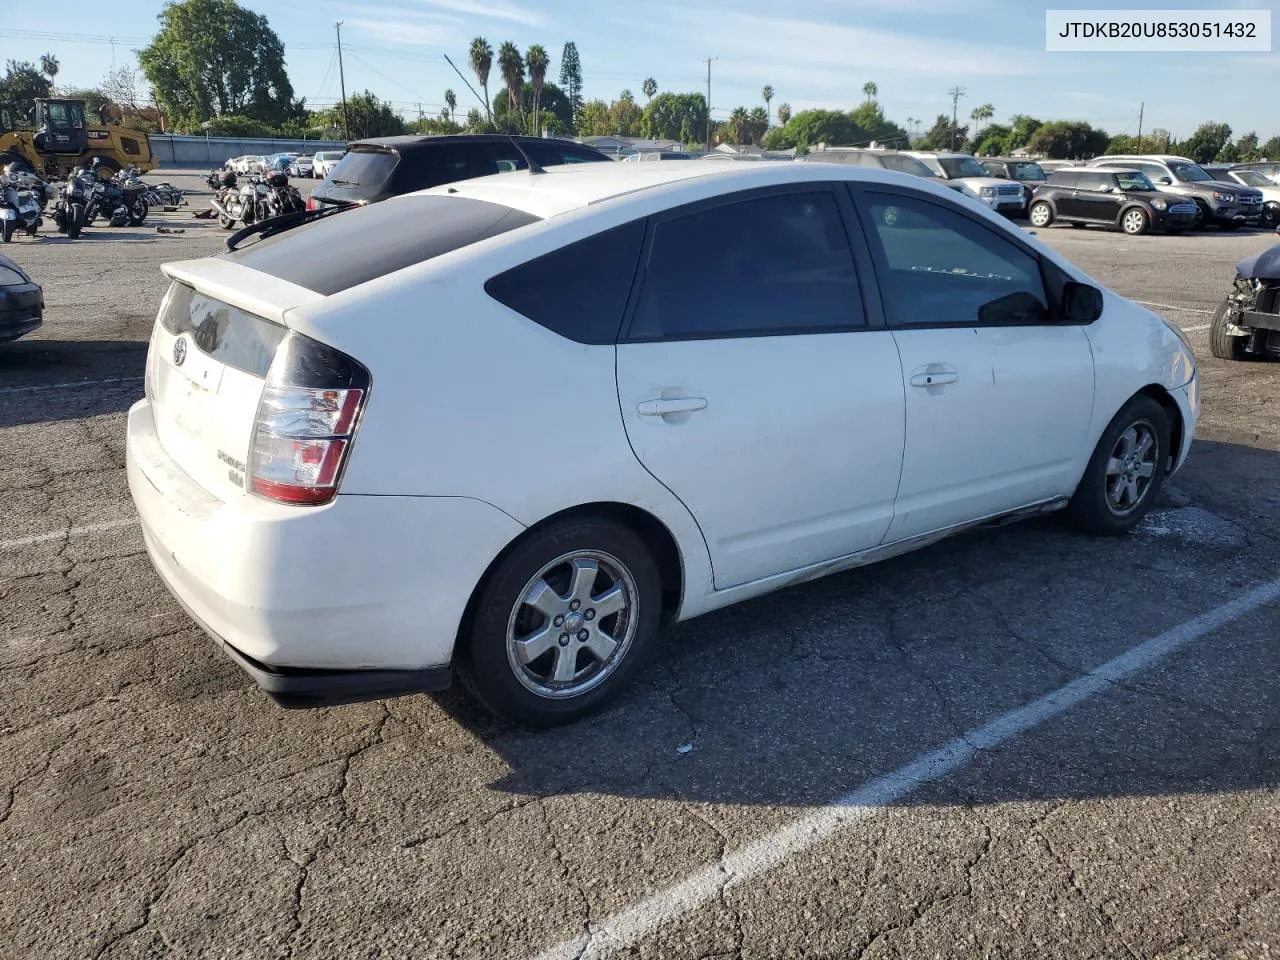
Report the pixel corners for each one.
[524,141,609,167]
[1048,171,1081,186]
[327,149,398,189]
[484,220,646,344]
[223,194,542,296]
[158,283,286,377]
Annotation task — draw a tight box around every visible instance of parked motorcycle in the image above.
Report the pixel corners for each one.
[91,164,149,227]
[0,168,44,242]
[49,167,98,239]
[263,171,304,218]
[210,171,302,230]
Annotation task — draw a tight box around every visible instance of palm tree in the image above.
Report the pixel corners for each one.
[497,41,524,125]
[727,106,749,144]
[525,45,549,135]
[777,102,791,126]
[642,77,657,102]
[862,81,877,102]
[469,38,493,121]
[445,88,457,124]
[970,102,994,137]
[748,106,768,145]
[761,85,774,124]
[40,53,59,94]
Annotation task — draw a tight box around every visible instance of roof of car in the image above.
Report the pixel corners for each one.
[982,157,1044,164]
[1096,154,1197,164]
[418,161,928,221]
[904,151,972,159]
[348,134,601,153]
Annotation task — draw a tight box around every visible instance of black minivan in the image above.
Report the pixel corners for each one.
[308,134,611,211]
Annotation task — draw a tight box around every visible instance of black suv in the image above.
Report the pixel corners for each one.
[979,157,1048,209]
[1028,168,1199,235]
[308,134,610,210]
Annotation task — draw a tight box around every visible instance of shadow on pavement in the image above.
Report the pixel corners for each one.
[431,439,1280,810]
[0,339,145,427]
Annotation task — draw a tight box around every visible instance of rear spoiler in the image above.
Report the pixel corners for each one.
[160,258,326,326]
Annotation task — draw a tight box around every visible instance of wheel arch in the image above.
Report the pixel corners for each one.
[1117,202,1149,223]
[453,501,686,663]
[1136,383,1185,473]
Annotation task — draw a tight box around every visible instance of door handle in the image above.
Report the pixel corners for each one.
[637,397,708,417]
[909,365,958,388]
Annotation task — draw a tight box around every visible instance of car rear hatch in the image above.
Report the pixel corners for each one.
[145,259,325,502]
[310,145,399,209]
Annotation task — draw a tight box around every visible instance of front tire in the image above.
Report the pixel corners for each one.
[458,517,664,727]
[1209,298,1250,361]
[1,219,14,243]
[66,202,85,239]
[1028,201,1053,228]
[128,198,148,226]
[1066,395,1169,535]
[1120,207,1149,235]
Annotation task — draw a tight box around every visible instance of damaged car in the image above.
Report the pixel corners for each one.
[1211,243,1280,360]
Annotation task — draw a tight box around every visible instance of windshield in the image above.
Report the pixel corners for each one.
[938,156,991,179]
[1114,171,1155,191]
[1169,161,1212,182]
[1009,162,1046,181]
[880,154,938,177]
[1233,170,1269,186]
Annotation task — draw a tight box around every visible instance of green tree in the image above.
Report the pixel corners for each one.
[862,81,877,102]
[848,100,907,147]
[776,102,791,126]
[577,98,610,136]
[1216,142,1241,163]
[763,109,866,150]
[40,53,59,94]
[1259,136,1280,159]
[1145,128,1172,152]
[559,41,583,129]
[465,107,485,131]
[641,91,707,143]
[494,80,573,134]
[973,122,1012,156]
[444,88,457,124]
[497,41,524,123]
[722,106,749,144]
[200,114,277,137]
[315,90,404,139]
[761,84,774,123]
[469,37,493,121]
[919,113,966,151]
[608,89,642,136]
[1025,120,1109,159]
[747,106,768,145]
[1104,134,1137,155]
[137,0,295,130]
[525,44,548,135]
[642,77,657,102]
[1179,122,1232,164]
[59,86,111,120]
[0,60,52,124]
[969,102,994,137]
[1007,113,1042,150]
[1236,132,1259,161]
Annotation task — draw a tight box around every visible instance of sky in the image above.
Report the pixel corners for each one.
[10,0,1280,141]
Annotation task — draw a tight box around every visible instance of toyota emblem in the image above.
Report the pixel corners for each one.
[172,337,188,367]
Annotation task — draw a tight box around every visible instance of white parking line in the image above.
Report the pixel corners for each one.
[0,376,143,396]
[1182,324,1211,332]
[527,575,1280,960]
[0,518,137,551]
[1135,300,1206,315]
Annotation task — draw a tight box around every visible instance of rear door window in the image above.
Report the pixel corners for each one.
[525,141,610,167]
[327,149,398,190]
[485,220,646,343]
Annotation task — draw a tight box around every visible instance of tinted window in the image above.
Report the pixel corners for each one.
[1137,162,1170,182]
[1077,172,1112,191]
[1169,162,1212,182]
[981,161,1006,177]
[1009,162,1046,181]
[225,195,541,296]
[0,264,28,285]
[525,141,609,167]
[629,191,864,340]
[879,154,937,177]
[397,143,503,192]
[485,221,645,344]
[938,156,990,179]
[863,194,1049,327]
[1115,171,1154,191]
[1048,171,1081,187]
[328,149,398,189]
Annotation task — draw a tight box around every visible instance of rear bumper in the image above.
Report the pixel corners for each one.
[126,398,524,701]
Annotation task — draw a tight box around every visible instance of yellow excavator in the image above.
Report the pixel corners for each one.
[0,98,155,178]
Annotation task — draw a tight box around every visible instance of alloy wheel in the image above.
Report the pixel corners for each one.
[1105,420,1158,516]
[505,551,639,700]
[1122,209,1146,234]
[1030,203,1051,227]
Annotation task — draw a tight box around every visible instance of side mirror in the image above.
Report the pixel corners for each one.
[1157,176,1172,185]
[1063,280,1103,323]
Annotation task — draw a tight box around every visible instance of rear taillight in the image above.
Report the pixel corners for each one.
[306,195,316,211]
[248,333,370,506]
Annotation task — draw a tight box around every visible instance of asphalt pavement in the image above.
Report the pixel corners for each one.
[1,170,1278,960]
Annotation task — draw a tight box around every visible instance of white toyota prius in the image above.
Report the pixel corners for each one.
[126,161,1199,725]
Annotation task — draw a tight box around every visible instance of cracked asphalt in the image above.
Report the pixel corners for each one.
[2,170,1279,960]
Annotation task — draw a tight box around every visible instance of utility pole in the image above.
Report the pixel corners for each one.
[704,57,717,153]
[417,102,424,133]
[1136,101,1144,153]
[947,86,966,150]
[335,21,350,141]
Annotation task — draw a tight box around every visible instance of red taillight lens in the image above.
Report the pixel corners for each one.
[306,195,316,211]
[248,334,370,506]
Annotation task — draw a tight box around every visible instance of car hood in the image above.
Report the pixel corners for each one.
[1236,243,1280,280]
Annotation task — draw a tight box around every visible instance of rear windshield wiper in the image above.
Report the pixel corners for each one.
[329,178,359,186]
[225,205,347,252]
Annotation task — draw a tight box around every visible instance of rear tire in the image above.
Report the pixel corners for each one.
[128,198,148,226]
[458,517,664,727]
[1028,201,1053,228]
[1066,395,1170,535]
[1,219,14,243]
[66,203,85,240]
[1209,298,1250,361]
